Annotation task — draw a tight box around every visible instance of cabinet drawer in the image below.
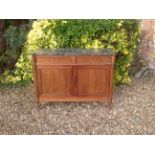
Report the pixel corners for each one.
[35,56,75,64]
[77,56,112,64]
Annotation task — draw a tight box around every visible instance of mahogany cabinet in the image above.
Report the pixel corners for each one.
[32,49,115,108]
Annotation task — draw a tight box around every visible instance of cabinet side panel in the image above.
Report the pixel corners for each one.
[108,56,115,103]
[32,55,39,105]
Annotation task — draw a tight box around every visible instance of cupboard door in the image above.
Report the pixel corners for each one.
[37,66,72,98]
[77,66,110,97]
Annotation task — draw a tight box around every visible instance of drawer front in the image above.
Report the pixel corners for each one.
[35,56,75,64]
[77,56,112,64]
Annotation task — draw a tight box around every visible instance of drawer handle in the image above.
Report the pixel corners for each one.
[51,58,58,63]
[90,57,96,62]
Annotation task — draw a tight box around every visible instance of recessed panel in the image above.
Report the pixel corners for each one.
[77,66,109,96]
[39,67,72,96]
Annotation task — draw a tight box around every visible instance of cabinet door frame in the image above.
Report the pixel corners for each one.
[36,65,74,99]
[75,65,111,98]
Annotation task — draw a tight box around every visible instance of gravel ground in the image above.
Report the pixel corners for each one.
[0,76,155,135]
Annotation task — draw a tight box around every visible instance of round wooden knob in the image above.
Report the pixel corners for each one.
[52,58,58,63]
[91,57,96,61]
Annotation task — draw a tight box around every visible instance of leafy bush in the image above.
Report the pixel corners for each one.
[0,24,31,86]
[0,19,140,85]
[4,25,29,50]
[0,24,29,72]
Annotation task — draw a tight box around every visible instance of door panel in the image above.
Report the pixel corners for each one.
[37,66,72,97]
[77,66,110,96]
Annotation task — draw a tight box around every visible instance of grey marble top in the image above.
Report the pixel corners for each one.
[32,48,115,56]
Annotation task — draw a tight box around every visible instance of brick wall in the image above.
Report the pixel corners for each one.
[139,19,155,69]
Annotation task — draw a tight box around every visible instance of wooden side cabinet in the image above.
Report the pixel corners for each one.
[32,49,115,108]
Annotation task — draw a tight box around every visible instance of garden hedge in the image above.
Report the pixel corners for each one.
[0,24,29,74]
[0,19,140,85]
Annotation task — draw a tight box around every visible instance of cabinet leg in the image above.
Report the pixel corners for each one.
[108,98,113,111]
[36,100,40,107]
[109,102,112,110]
[100,100,112,110]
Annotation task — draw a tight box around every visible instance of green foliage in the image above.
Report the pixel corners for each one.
[0,24,29,72]
[4,25,28,50]
[0,69,30,87]
[0,19,140,85]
